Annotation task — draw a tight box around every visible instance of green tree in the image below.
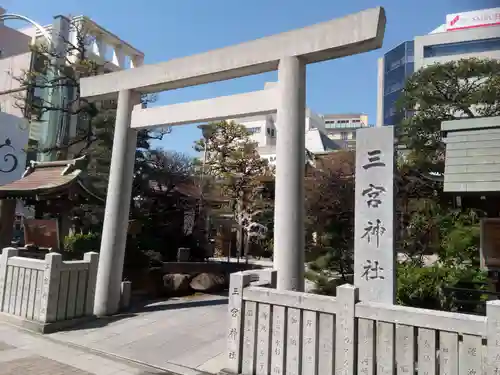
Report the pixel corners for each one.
[305,151,355,288]
[12,18,167,191]
[195,121,274,259]
[393,58,498,311]
[398,58,500,173]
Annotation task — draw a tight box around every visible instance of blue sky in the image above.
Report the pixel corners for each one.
[4,0,498,156]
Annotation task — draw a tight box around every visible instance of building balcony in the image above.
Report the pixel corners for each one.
[27,15,144,72]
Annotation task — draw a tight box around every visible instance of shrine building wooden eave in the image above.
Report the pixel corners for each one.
[148,180,228,205]
[0,155,104,203]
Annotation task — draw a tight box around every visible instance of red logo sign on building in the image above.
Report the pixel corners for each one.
[446,8,500,31]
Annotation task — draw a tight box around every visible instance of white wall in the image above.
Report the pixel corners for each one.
[0,112,29,186]
[0,52,32,119]
[0,25,32,58]
[306,109,326,132]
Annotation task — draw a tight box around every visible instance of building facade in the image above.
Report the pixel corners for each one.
[378,42,414,127]
[377,7,500,127]
[0,10,143,231]
[414,19,500,71]
[231,83,345,166]
[322,113,369,150]
[0,10,143,163]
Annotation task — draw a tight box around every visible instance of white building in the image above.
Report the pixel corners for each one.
[377,7,500,127]
[0,8,144,162]
[231,83,345,166]
[322,113,369,150]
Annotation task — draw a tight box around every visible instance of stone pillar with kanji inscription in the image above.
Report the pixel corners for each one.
[354,126,395,304]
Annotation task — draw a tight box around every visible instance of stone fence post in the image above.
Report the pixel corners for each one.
[39,253,62,323]
[226,272,252,374]
[222,269,277,375]
[0,248,18,312]
[487,300,500,374]
[335,284,358,375]
[84,252,99,316]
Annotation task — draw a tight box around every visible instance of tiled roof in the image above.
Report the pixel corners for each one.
[0,155,101,201]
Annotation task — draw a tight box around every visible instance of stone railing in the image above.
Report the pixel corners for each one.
[222,269,500,375]
[0,247,98,333]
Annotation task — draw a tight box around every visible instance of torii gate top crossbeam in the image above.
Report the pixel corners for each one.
[80,7,386,100]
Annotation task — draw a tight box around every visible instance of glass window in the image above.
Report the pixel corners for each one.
[26,139,38,164]
[29,96,43,120]
[384,42,406,73]
[32,53,49,74]
[341,132,348,140]
[405,41,415,57]
[424,37,500,58]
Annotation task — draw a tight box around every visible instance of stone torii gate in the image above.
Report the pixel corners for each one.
[79,7,386,316]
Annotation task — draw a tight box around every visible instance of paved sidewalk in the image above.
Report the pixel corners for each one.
[0,323,176,375]
[49,294,228,374]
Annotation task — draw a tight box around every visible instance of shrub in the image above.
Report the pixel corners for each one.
[308,246,353,283]
[397,262,488,313]
[439,222,480,267]
[64,232,161,269]
[306,270,337,296]
[63,232,101,260]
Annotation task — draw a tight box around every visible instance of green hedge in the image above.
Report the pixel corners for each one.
[397,262,487,313]
[63,232,101,260]
[63,232,160,269]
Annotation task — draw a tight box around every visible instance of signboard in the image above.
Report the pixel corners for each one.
[0,112,29,186]
[446,8,500,31]
[23,219,60,250]
[354,126,395,304]
[480,219,500,269]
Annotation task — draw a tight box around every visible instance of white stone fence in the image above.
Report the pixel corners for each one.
[223,269,500,375]
[0,247,98,333]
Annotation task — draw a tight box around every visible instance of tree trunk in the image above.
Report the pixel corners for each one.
[0,199,16,249]
[244,232,250,264]
[237,226,244,263]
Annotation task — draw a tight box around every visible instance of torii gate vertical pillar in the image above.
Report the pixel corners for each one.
[274,56,306,291]
[94,90,140,316]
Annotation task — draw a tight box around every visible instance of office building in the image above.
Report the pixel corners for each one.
[414,10,500,70]
[377,7,500,127]
[378,41,414,127]
[322,113,369,150]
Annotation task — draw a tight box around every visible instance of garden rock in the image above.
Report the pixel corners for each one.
[190,273,227,293]
[163,273,192,295]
